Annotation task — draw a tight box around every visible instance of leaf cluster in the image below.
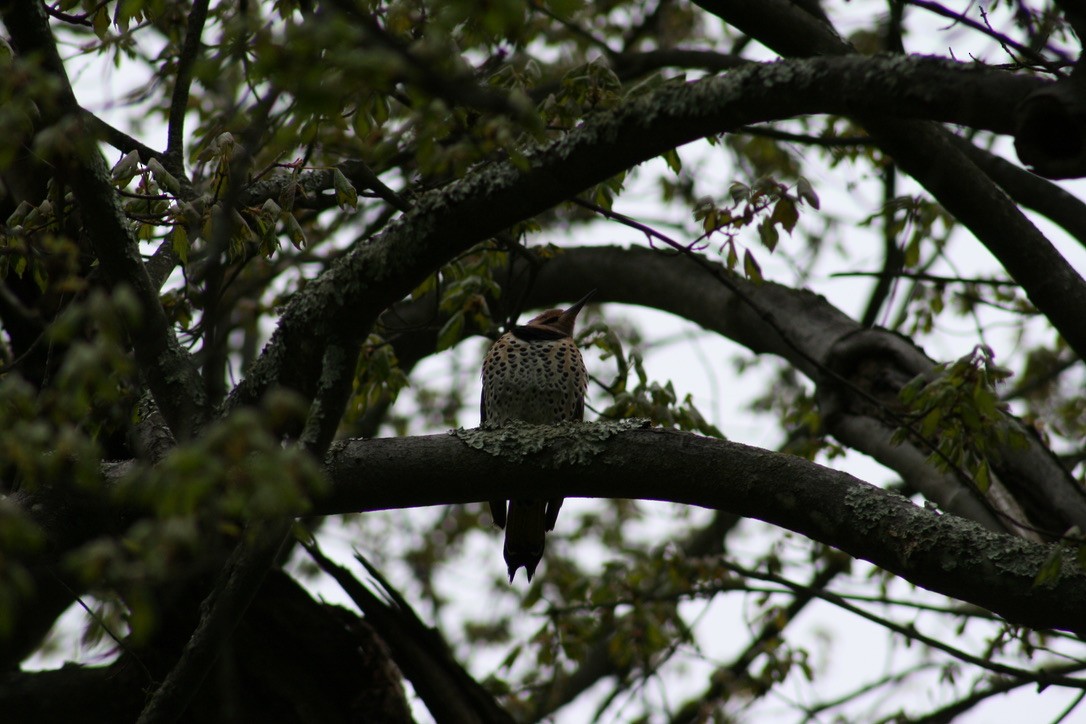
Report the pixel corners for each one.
[895,344,1022,493]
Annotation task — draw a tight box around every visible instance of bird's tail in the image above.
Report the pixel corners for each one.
[504,499,547,582]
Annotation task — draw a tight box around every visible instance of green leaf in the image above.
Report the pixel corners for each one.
[974,459,990,493]
[412,274,438,300]
[1033,547,1063,587]
[772,197,799,234]
[332,168,358,210]
[111,150,141,185]
[283,213,307,249]
[796,176,820,209]
[743,248,763,283]
[435,311,465,352]
[903,235,921,268]
[260,198,283,221]
[92,6,110,40]
[279,180,298,213]
[147,158,181,195]
[920,408,942,437]
[725,241,738,269]
[758,220,779,251]
[663,148,682,174]
[729,182,749,204]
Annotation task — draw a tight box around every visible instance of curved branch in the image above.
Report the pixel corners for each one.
[317,426,1086,637]
[227,53,1054,414]
[524,246,1084,536]
[696,0,1086,369]
[950,135,1086,249]
[373,244,1084,537]
[874,117,1086,363]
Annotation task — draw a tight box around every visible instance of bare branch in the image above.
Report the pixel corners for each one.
[165,0,210,170]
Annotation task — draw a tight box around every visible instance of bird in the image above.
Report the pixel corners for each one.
[481,290,594,583]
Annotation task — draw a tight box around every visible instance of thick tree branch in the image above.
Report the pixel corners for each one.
[696,0,845,56]
[874,117,1086,362]
[951,135,1086,249]
[368,244,1081,538]
[307,545,516,724]
[134,521,292,724]
[696,0,1086,369]
[226,53,1050,413]
[516,246,1084,536]
[316,427,1086,636]
[138,337,354,723]
[0,664,147,724]
[1,571,411,722]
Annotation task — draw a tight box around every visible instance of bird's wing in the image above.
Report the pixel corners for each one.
[481,384,508,529]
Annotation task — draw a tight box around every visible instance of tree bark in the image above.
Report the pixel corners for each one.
[319,426,1086,638]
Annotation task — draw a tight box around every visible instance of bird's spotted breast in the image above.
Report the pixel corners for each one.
[482,334,586,425]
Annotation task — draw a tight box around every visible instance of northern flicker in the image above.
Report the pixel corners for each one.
[481,290,593,583]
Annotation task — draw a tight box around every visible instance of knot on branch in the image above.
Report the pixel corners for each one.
[1014,81,1086,179]
[452,419,649,465]
[817,328,930,423]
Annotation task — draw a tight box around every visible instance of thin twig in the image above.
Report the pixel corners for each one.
[165,0,211,170]
[722,560,1086,689]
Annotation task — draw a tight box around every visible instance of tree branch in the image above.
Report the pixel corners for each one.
[138,336,355,723]
[696,0,1086,367]
[528,246,1083,536]
[874,117,1086,361]
[134,520,293,724]
[905,0,1068,68]
[164,0,210,170]
[951,135,1086,250]
[316,426,1086,637]
[369,244,1082,538]
[670,555,854,723]
[306,544,516,724]
[225,53,1049,414]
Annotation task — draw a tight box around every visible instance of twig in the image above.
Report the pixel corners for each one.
[722,560,1086,689]
[165,0,211,171]
[905,0,1067,71]
[832,270,1020,287]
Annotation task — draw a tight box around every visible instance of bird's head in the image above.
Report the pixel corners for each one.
[524,289,596,337]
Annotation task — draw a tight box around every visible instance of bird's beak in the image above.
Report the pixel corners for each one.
[563,289,596,320]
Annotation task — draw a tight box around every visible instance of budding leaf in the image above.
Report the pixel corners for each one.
[332,168,358,210]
